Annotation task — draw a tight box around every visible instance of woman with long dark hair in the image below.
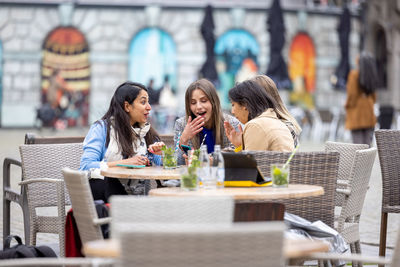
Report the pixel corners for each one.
[345,52,378,146]
[80,81,164,201]
[224,80,294,152]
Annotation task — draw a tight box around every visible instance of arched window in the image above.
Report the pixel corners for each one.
[289,32,316,93]
[41,26,90,127]
[214,29,259,109]
[129,28,177,93]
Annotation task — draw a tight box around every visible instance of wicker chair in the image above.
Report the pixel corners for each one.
[3,133,84,245]
[159,134,174,148]
[334,147,376,266]
[249,151,339,228]
[305,224,400,266]
[375,130,400,258]
[18,143,83,257]
[325,141,369,208]
[110,195,234,238]
[117,222,285,267]
[62,168,111,247]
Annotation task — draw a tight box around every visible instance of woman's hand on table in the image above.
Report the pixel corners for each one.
[180,116,204,145]
[224,121,243,148]
[124,155,149,166]
[148,141,165,155]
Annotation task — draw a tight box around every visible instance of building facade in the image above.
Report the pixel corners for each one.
[0,0,362,127]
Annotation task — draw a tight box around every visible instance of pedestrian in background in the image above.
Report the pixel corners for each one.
[345,52,378,146]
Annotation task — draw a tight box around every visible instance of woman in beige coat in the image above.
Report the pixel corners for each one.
[224,80,294,152]
[251,75,302,146]
[345,52,378,146]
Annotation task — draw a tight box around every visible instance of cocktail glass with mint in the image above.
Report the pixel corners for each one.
[271,164,289,187]
[161,146,177,169]
[180,166,198,191]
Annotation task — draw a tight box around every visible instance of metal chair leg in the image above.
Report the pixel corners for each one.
[3,198,10,242]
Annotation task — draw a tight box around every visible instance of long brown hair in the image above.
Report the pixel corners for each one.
[184,79,224,149]
[251,75,302,135]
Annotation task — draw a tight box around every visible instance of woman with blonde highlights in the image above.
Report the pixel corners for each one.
[251,75,301,146]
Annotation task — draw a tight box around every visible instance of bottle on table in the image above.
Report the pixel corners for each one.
[211,145,225,188]
[197,145,212,189]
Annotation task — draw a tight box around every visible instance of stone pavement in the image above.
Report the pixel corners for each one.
[0,128,397,264]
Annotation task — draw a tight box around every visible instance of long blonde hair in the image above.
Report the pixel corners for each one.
[184,79,224,149]
[251,75,302,135]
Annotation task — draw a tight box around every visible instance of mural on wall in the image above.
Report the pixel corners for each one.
[41,26,90,129]
[214,29,259,109]
[288,32,316,109]
[129,27,177,95]
[129,27,177,133]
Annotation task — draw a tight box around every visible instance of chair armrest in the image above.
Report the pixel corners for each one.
[337,179,349,186]
[93,217,112,226]
[336,188,351,196]
[306,252,390,265]
[19,178,63,185]
[3,157,22,190]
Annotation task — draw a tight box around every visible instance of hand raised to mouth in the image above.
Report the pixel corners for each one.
[180,116,204,145]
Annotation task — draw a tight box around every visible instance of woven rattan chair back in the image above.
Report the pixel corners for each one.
[249,151,339,228]
[19,143,83,256]
[375,129,400,258]
[159,134,174,148]
[336,147,376,259]
[62,168,104,245]
[110,195,234,238]
[117,222,285,267]
[325,141,369,207]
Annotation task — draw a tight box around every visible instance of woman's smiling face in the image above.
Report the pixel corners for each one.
[124,89,151,125]
[190,89,213,127]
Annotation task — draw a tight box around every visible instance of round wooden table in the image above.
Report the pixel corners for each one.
[100,166,181,180]
[149,184,324,201]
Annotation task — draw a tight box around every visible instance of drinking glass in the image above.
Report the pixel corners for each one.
[271,164,289,187]
[162,147,177,169]
[180,166,198,191]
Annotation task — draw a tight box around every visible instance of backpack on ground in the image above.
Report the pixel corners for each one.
[0,235,57,259]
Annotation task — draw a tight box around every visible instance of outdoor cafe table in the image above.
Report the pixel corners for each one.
[149,184,324,201]
[100,166,181,180]
[83,238,330,259]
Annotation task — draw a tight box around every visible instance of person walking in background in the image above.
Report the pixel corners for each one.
[174,78,240,165]
[38,68,73,128]
[224,80,294,152]
[147,78,160,105]
[80,81,164,202]
[251,74,302,146]
[345,52,378,146]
